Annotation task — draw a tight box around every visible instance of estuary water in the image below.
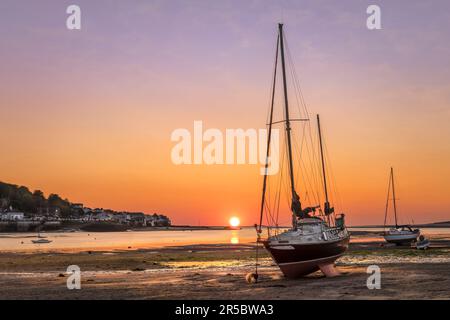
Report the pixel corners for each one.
[0,227,449,253]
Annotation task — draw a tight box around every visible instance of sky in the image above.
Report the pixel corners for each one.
[1,0,450,226]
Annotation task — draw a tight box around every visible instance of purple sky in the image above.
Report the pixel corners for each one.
[1,1,450,225]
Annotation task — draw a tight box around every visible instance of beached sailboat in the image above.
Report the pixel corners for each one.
[383,167,420,244]
[255,24,349,279]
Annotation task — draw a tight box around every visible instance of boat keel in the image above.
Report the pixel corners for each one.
[318,263,341,277]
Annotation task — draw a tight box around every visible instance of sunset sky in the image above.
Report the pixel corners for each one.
[1,0,450,226]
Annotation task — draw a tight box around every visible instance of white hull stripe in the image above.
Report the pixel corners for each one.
[270,245,295,250]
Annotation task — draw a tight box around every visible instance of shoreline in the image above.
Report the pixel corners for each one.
[0,222,240,233]
[2,221,450,233]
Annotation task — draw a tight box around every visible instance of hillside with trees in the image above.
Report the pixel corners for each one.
[0,181,170,227]
[0,181,71,217]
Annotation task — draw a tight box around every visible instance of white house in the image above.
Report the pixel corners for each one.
[144,215,157,226]
[1,211,25,221]
[94,212,114,221]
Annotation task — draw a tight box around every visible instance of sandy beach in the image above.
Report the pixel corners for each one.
[1,230,450,300]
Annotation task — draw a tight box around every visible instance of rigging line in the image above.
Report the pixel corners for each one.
[310,137,324,208]
[265,199,275,227]
[310,128,324,206]
[268,119,309,125]
[286,44,308,120]
[284,46,324,207]
[259,34,280,231]
[284,45,324,201]
[282,30,322,207]
[281,130,292,214]
[323,137,344,215]
[266,132,286,230]
[284,36,310,118]
[307,120,324,207]
[285,45,306,122]
[293,122,322,206]
[291,130,320,207]
[264,32,281,126]
[265,166,278,227]
[265,178,272,220]
[285,39,324,200]
[266,130,277,219]
[300,122,322,206]
[321,122,337,215]
[268,142,284,227]
[274,136,286,227]
[269,122,284,218]
[303,115,324,206]
[284,72,322,207]
[314,130,325,198]
[293,131,305,200]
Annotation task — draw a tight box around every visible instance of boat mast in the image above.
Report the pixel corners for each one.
[317,114,330,223]
[383,169,392,228]
[278,23,300,228]
[391,167,398,228]
[258,35,279,232]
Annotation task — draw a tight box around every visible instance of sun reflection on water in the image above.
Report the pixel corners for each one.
[230,230,239,244]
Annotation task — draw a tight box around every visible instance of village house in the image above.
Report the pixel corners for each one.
[0,211,25,221]
[93,211,114,221]
[144,214,171,227]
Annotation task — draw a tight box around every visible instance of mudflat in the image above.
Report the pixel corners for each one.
[1,233,449,299]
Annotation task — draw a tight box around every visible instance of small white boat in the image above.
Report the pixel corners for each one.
[384,226,420,244]
[415,235,430,250]
[382,168,420,245]
[32,238,53,244]
[32,226,52,244]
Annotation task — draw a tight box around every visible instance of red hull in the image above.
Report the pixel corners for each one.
[263,236,350,278]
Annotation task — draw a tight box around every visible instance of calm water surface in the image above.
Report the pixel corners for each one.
[0,227,449,253]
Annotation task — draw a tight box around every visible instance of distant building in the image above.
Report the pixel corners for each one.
[112,213,127,224]
[144,214,171,227]
[156,215,171,227]
[129,213,145,225]
[93,211,114,221]
[0,211,25,221]
[144,215,157,226]
[70,203,84,218]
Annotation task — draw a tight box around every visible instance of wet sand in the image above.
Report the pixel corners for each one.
[1,232,450,299]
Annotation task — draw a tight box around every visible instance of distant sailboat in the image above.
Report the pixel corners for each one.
[383,167,420,244]
[31,238,52,244]
[31,224,52,244]
[255,24,349,279]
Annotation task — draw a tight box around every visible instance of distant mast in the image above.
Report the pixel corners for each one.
[383,167,398,228]
[317,114,333,222]
[391,167,398,228]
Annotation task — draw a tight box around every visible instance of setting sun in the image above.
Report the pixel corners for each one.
[229,216,240,228]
